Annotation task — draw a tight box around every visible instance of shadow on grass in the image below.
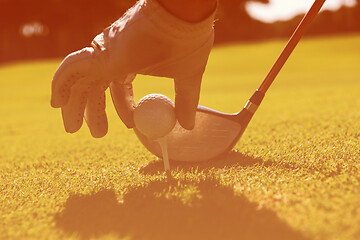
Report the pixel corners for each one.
[140,150,273,175]
[55,177,310,240]
[140,150,315,175]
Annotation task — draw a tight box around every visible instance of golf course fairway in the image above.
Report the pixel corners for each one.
[1,34,359,240]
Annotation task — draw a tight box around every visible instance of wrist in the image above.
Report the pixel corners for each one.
[156,0,217,23]
[143,0,216,42]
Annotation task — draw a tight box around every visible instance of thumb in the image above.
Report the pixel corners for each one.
[174,73,202,130]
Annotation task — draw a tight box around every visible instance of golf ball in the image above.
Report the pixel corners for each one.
[134,94,176,139]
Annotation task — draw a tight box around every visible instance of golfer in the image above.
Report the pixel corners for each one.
[50,0,217,138]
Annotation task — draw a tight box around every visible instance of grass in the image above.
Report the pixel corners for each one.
[1,34,360,240]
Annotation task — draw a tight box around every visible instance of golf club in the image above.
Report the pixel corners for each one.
[134,0,327,162]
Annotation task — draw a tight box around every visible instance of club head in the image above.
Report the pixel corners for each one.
[134,105,254,162]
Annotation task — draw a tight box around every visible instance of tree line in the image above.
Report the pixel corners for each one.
[0,0,359,63]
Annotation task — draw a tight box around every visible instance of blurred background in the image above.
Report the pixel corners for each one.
[0,0,359,64]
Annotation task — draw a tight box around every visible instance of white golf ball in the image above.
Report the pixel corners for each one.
[134,94,176,139]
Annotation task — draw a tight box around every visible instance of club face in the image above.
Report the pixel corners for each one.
[134,107,243,162]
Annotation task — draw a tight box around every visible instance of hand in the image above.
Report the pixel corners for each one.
[51,0,215,138]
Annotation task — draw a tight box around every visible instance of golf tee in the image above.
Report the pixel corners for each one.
[157,136,170,171]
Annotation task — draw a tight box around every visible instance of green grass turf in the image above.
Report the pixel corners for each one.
[1,34,360,240]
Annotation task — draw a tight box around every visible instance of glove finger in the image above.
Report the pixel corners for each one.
[84,90,108,138]
[61,82,89,133]
[51,47,94,108]
[110,74,136,128]
[174,73,203,130]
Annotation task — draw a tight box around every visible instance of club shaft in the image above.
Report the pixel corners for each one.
[258,0,326,93]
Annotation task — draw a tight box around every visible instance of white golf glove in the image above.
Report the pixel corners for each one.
[51,0,215,138]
